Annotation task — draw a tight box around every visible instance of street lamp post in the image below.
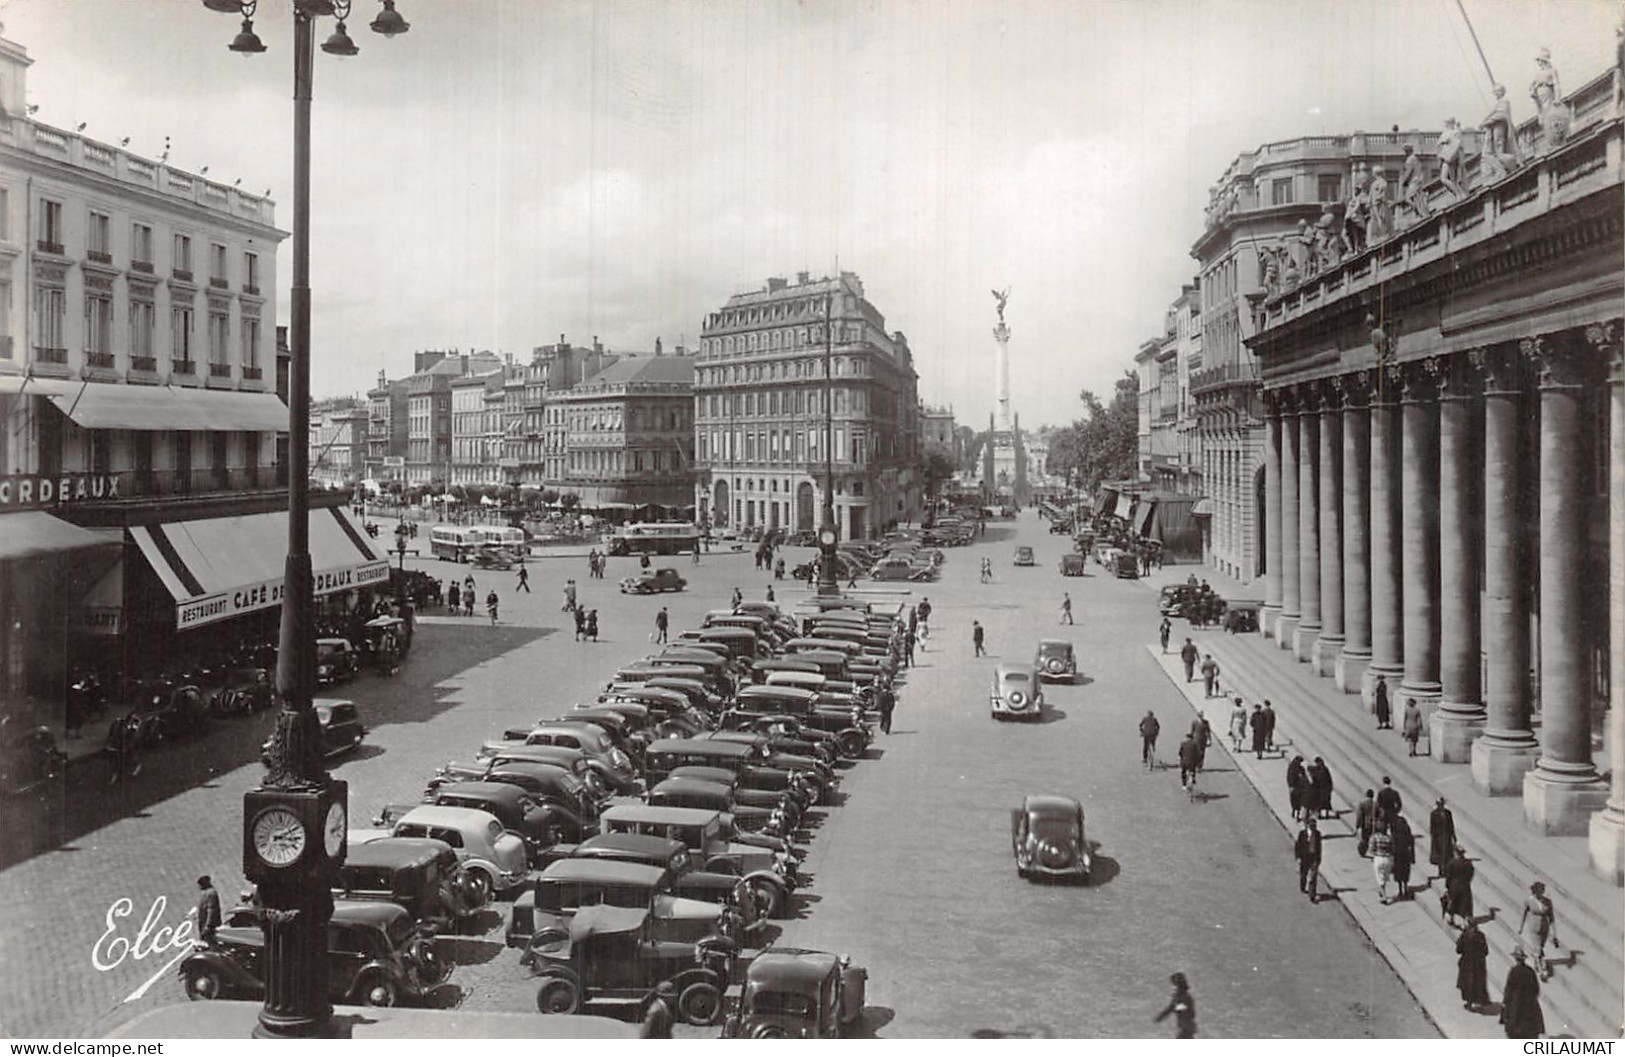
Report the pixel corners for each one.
[816,289,839,596]
[203,0,409,1038]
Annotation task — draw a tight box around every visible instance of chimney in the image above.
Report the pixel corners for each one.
[766,276,787,293]
[377,368,386,387]
[796,271,809,285]
[460,353,469,375]
[655,337,663,357]
[593,336,603,354]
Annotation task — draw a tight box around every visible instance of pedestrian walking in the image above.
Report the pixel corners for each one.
[774,558,785,580]
[563,580,577,613]
[573,607,587,642]
[448,581,461,614]
[1456,918,1491,1012]
[1307,756,1333,819]
[1355,789,1377,857]
[917,598,932,633]
[1139,710,1160,769]
[1429,798,1457,878]
[1159,617,1172,654]
[1498,949,1546,1039]
[1399,698,1422,755]
[1370,822,1396,903]
[972,620,986,657]
[1287,755,1309,820]
[1249,704,1268,759]
[463,573,476,603]
[1373,674,1392,728]
[1180,638,1199,682]
[1518,881,1559,980]
[1153,973,1196,1039]
[1261,700,1277,753]
[731,587,743,609]
[1177,733,1201,794]
[878,684,896,735]
[463,588,475,617]
[654,607,669,644]
[516,565,530,592]
[1199,654,1219,698]
[1442,845,1475,926]
[765,584,775,603]
[905,629,917,667]
[1375,776,1402,827]
[195,875,221,946]
[1391,812,1415,900]
[1060,593,1074,625]
[1294,818,1324,902]
[692,543,701,564]
[486,589,499,625]
[1228,697,1247,752]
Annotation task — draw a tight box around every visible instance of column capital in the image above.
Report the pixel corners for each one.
[1439,351,1482,401]
[1524,333,1589,390]
[1474,344,1527,395]
[1262,387,1290,418]
[1333,369,1373,408]
[1320,375,1347,411]
[1293,383,1320,415]
[1584,320,1622,384]
[1398,357,1443,403]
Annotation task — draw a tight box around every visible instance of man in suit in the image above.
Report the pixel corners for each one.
[1294,818,1324,902]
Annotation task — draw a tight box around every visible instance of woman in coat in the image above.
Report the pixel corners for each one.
[1499,949,1545,1038]
[1390,813,1416,901]
[1286,756,1309,821]
[1429,799,1457,877]
[1401,699,1424,756]
[1455,919,1491,1011]
[1443,845,1475,926]
[1307,757,1334,819]
[1228,698,1248,753]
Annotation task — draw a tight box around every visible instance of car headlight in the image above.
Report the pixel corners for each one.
[610,748,631,769]
[1008,691,1025,706]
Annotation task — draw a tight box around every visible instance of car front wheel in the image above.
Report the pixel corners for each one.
[182,965,224,1001]
[357,973,399,1007]
[678,980,724,1025]
[746,877,785,919]
[535,974,582,1015]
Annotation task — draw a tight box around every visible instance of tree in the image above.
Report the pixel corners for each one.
[920,444,958,513]
[1049,370,1139,494]
[559,492,581,512]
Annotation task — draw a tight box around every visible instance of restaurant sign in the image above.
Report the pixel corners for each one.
[0,473,121,509]
[177,561,390,630]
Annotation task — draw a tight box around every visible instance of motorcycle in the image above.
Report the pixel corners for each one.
[0,720,67,796]
[66,672,107,738]
[211,667,274,716]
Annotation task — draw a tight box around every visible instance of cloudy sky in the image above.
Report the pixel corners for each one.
[6,0,1618,426]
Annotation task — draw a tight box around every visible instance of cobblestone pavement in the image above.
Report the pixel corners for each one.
[0,520,1435,1038]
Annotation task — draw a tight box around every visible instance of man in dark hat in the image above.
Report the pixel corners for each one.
[1498,948,1545,1039]
[1429,798,1457,879]
[195,875,221,946]
[1294,817,1324,902]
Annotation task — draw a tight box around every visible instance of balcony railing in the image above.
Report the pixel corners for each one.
[36,240,64,255]
[243,284,260,296]
[130,355,157,372]
[209,277,229,290]
[171,268,193,282]
[115,467,275,499]
[172,358,196,374]
[36,346,68,364]
[209,362,232,378]
[242,365,263,380]
[1189,360,1259,394]
[131,260,154,274]
[87,352,116,369]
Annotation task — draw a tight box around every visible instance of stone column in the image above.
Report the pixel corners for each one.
[1398,361,1443,713]
[1472,347,1541,794]
[1433,353,1487,761]
[1314,385,1345,675]
[1524,334,1610,834]
[1293,392,1322,661]
[1262,404,1283,634]
[1337,373,1373,692]
[1590,325,1625,882]
[1362,370,1404,707]
[1277,394,1302,646]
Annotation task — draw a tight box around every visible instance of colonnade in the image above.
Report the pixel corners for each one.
[1258,325,1622,845]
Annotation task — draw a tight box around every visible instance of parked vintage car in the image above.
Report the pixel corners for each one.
[212,666,273,715]
[1035,639,1078,683]
[384,804,529,900]
[333,837,488,933]
[379,781,581,865]
[618,567,688,594]
[728,686,871,760]
[723,949,868,1038]
[539,832,762,935]
[467,744,612,802]
[0,722,66,797]
[1013,545,1036,567]
[646,776,792,833]
[471,545,516,570]
[1011,794,1091,881]
[315,638,360,687]
[179,901,448,1006]
[426,758,599,829]
[259,698,366,764]
[1110,550,1140,579]
[990,662,1044,721]
[523,905,735,1024]
[506,858,739,950]
[122,678,210,745]
[1060,553,1087,577]
[642,738,821,805]
[481,723,639,795]
[597,804,797,919]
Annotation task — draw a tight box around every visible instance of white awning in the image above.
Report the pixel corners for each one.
[1,378,290,432]
[131,507,388,630]
[0,511,121,561]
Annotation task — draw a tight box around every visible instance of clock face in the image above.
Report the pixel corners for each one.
[252,807,307,867]
[324,801,347,857]
[819,529,837,547]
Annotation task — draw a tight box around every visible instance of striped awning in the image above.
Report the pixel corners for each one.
[131,507,387,630]
[0,511,121,561]
[1191,498,1215,517]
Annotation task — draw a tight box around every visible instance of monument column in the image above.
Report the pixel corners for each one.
[1433,352,1487,761]
[1337,373,1372,692]
[1398,360,1443,713]
[1471,346,1541,794]
[1277,390,1302,646]
[1314,383,1345,676]
[1524,333,1610,834]
[1363,368,1405,707]
[1262,398,1283,635]
[1590,324,1625,881]
[1293,390,1322,662]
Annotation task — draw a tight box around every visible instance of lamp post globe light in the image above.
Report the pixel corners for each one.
[201,0,408,1038]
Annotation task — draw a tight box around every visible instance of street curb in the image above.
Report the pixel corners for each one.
[1143,644,1474,1040]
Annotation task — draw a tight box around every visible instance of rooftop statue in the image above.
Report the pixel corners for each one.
[1529,47,1571,153]
[1437,118,1465,199]
[991,287,1010,326]
[1479,84,1523,184]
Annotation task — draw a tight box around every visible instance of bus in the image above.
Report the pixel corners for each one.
[607,522,702,557]
[429,526,484,562]
[474,526,527,555]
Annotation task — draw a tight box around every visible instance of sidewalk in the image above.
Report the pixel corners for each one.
[1142,594,1624,1038]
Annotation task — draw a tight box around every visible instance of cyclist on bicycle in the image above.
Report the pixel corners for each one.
[1138,710,1160,769]
[1178,732,1203,795]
